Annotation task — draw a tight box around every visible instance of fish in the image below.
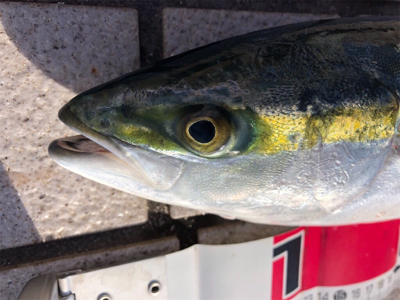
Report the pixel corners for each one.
[49,17,400,225]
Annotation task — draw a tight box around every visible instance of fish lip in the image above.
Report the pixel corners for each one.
[49,103,135,178]
[50,101,146,178]
[54,101,117,153]
[57,100,144,155]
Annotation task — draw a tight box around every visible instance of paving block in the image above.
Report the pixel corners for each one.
[198,222,293,244]
[163,8,339,57]
[169,205,203,220]
[0,3,146,250]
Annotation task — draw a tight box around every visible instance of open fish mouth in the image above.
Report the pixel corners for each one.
[50,135,112,154]
[48,104,186,192]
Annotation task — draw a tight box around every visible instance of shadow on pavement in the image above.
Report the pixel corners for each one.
[0,162,41,250]
[0,2,140,93]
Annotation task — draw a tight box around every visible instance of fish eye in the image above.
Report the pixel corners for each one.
[181,109,233,157]
[187,119,216,144]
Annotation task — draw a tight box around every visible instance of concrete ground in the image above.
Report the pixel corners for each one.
[0,3,145,251]
[0,1,397,299]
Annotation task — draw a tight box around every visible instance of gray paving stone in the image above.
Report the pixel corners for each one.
[198,222,293,244]
[163,8,339,57]
[169,205,203,220]
[0,3,146,250]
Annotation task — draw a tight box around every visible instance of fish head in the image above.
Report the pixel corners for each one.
[49,73,264,207]
[49,17,400,225]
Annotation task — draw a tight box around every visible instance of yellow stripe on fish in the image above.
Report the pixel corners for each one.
[251,105,398,155]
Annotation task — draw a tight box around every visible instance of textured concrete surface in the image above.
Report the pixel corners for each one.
[0,237,179,300]
[198,222,293,244]
[163,8,339,57]
[0,2,146,250]
[169,204,203,219]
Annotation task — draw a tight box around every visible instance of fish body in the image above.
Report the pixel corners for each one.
[49,17,400,225]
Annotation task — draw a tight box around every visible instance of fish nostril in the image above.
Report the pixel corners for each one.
[100,119,111,128]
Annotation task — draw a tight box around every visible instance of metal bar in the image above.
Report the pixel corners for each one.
[0,213,236,271]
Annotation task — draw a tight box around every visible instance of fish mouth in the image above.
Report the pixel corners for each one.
[50,135,112,154]
[49,103,186,192]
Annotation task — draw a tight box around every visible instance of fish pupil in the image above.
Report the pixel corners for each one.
[189,120,215,144]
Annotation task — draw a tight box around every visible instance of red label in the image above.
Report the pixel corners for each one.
[271,220,400,300]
